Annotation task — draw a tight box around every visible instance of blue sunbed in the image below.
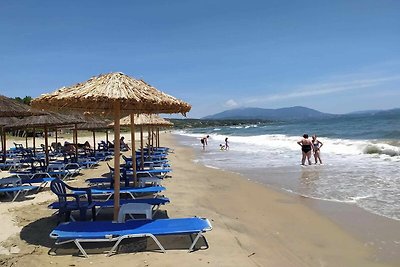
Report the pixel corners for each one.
[74,186,166,201]
[50,217,212,257]
[48,197,170,217]
[0,185,39,201]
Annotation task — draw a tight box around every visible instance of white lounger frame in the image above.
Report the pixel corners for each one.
[53,230,210,258]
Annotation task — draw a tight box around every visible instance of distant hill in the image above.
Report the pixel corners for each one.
[202,106,335,121]
[345,108,400,118]
[372,108,400,117]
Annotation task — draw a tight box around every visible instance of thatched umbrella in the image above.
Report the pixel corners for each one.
[31,72,191,220]
[115,114,173,169]
[0,95,44,159]
[0,95,41,117]
[76,117,113,153]
[0,117,20,160]
[6,112,84,165]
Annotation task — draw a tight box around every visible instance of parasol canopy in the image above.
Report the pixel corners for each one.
[31,72,191,116]
[115,114,174,127]
[31,72,191,221]
[0,95,43,117]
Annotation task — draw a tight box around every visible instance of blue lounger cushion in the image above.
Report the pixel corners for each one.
[0,185,39,201]
[49,217,212,257]
[48,197,170,209]
[0,185,39,193]
[89,186,166,195]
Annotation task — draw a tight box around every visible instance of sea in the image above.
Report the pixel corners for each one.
[173,114,400,221]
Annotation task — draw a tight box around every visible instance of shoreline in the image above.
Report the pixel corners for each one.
[173,133,400,266]
[0,132,399,266]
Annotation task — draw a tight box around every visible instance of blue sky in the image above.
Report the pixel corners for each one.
[0,0,399,118]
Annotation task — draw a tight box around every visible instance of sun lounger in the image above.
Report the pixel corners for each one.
[17,172,56,191]
[48,197,170,218]
[49,217,212,257]
[0,185,39,201]
[47,163,82,180]
[74,186,166,201]
[86,175,163,188]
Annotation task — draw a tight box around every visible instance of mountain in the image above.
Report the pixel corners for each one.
[202,106,335,120]
[347,110,383,115]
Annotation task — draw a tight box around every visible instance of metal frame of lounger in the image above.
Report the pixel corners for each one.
[47,163,82,180]
[49,217,212,257]
[74,186,166,201]
[16,172,56,192]
[86,176,162,188]
[0,185,39,201]
[49,197,170,218]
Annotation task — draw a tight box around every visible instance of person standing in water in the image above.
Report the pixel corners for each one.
[297,134,313,165]
[225,137,229,150]
[312,134,323,164]
[200,135,209,150]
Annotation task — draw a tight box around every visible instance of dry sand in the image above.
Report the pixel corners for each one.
[0,132,398,267]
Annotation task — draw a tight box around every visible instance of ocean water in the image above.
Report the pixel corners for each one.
[173,114,400,221]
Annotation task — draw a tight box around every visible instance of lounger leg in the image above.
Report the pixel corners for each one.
[148,234,166,253]
[74,240,89,258]
[188,232,203,252]
[92,206,96,221]
[11,190,22,202]
[108,236,125,256]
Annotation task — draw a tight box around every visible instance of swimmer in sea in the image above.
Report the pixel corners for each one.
[297,133,313,165]
[200,135,209,150]
[312,134,323,164]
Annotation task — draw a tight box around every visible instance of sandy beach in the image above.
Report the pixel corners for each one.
[0,132,399,267]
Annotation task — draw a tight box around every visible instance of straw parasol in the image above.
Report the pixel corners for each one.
[76,116,113,153]
[0,117,20,159]
[0,95,42,117]
[114,114,173,169]
[31,72,191,220]
[6,112,85,165]
[0,95,44,159]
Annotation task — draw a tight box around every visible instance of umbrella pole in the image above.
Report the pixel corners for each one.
[3,129,6,160]
[147,126,151,156]
[151,127,154,151]
[44,126,49,166]
[74,123,78,161]
[93,131,96,154]
[113,101,121,221]
[55,128,58,144]
[33,128,36,156]
[1,127,5,160]
[140,126,144,170]
[25,129,28,148]
[157,128,160,147]
[106,130,109,145]
[130,114,137,186]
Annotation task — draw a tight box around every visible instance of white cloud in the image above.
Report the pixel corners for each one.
[224,99,239,108]
[245,74,400,105]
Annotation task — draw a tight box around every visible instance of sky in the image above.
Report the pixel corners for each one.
[0,0,399,118]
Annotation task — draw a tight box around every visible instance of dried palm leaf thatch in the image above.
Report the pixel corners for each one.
[31,72,191,116]
[77,117,113,130]
[0,95,44,117]
[5,111,84,129]
[0,117,20,126]
[115,114,174,127]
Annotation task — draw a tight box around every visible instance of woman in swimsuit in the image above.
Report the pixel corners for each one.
[312,134,323,164]
[297,134,313,165]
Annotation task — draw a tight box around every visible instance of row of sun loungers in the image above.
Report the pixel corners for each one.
[1,144,212,257]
